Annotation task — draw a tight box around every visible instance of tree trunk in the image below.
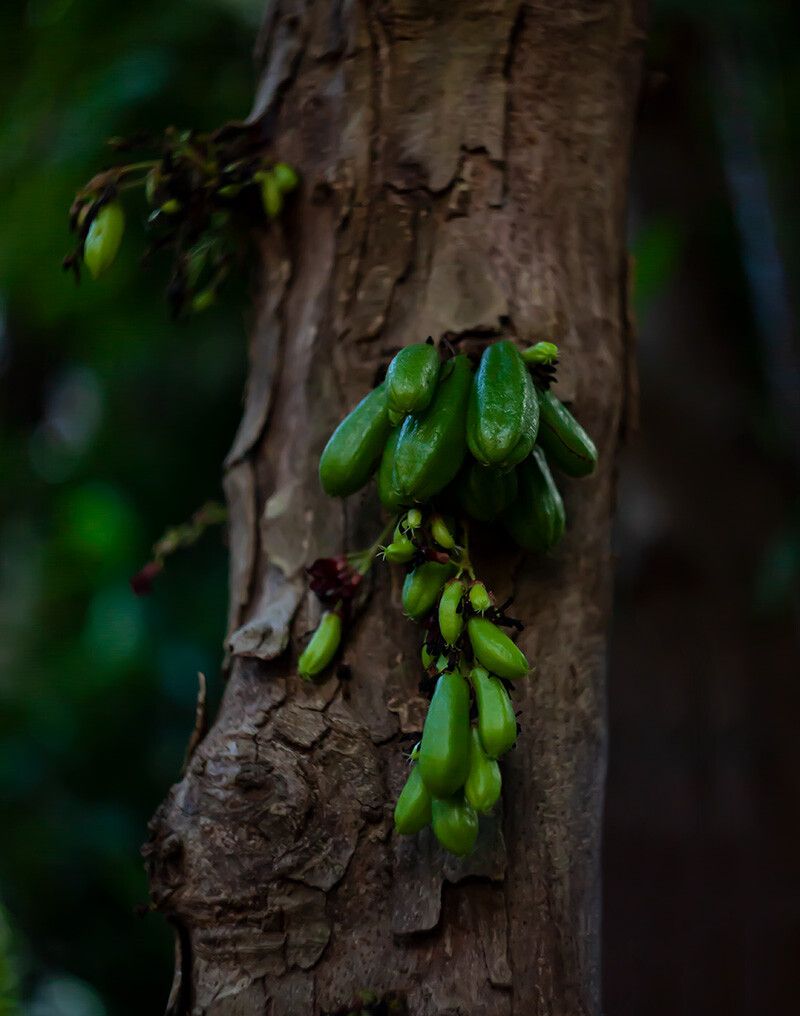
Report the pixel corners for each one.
[144,2,644,1013]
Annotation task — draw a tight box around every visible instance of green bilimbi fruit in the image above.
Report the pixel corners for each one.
[383,536,415,563]
[470,666,517,758]
[466,340,539,469]
[535,387,597,477]
[521,341,559,365]
[261,172,283,218]
[83,202,125,279]
[431,514,456,550]
[393,355,472,502]
[405,508,423,529]
[272,162,299,193]
[438,578,465,646]
[298,611,342,679]
[421,643,434,669]
[386,342,440,417]
[431,794,479,856]
[456,459,518,522]
[468,581,492,614]
[418,670,471,797]
[394,765,432,835]
[467,617,529,680]
[503,447,565,553]
[319,383,392,497]
[377,428,407,511]
[402,561,456,620]
[464,726,502,813]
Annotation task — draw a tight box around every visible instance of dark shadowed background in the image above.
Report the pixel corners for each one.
[1,1,798,1014]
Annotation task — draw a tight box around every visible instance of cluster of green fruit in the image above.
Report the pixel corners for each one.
[303,337,597,856]
[64,123,299,315]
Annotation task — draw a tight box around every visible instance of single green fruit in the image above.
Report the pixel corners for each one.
[464,726,502,813]
[394,765,432,835]
[383,536,415,563]
[431,794,479,856]
[298,611,342,679]
[272,162,299,193]
[431,514,456,550]
[319,383,392,497]
[470,666,517,758]
[393,355,472,502]
[402,561,456,620]
[405,508,423,529]
[467,617,529,679]
[502,447,565,552]
[418,671,471,797]
[468,581,492,614]
[438,578,465,647]
[456,459,518,522]
[421,642,434,669]
[386,342,440,417]
[521,341,559,365]
[536,387,597,477]
[261,172,283,219]
[83,202,125,279]
[466,340,539,469]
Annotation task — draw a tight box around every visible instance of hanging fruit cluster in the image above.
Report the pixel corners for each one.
[302,337,597,856]
[63,119,298,316]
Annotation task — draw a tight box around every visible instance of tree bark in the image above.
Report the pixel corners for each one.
[145,2,644,1013]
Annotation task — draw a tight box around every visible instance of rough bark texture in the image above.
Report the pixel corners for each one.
[145,2,644,1013]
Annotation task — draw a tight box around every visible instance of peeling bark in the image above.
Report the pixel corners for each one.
[145,2,644,1013]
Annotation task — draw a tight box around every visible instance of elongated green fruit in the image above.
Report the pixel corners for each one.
[377,428,407,510]
[383,537,415,563]
[464,726,502,813]
[394,765,432,834]
[402,561,456,620]
[298,611,342,679]
[503,447,565,552]
[536,387,597,477]
[469,581,492,614]
[84,202,125,279]
[457,459,518,522]
[261,172,283,218]
[466,341,539,469]
[431,514,455,550]
[467,617,529,679]
[319,383,392,497]
[386,342,440,416]
[431,794,479,856]
[470,666,517,758]
[393,355,472,501]
[418,671,470,797]
[438,579,465,646]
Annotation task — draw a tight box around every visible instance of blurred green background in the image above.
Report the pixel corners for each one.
[1,1,798,1015]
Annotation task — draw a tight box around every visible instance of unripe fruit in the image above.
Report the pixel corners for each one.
[536,387,597,477]
[503,447,565,552]
[431,795,479,856]
[402,561,456,620]
[319,383,391,497]
[470,666,517,758]
[467,617,529,680]
[418,671,470,797]
[261,172,283,219]
[468,581,491,614]
[83,202,125,279]
[521,341,559,365]
[383,536,415,563]
[394,765,431,835]
[464,726,502,813]
[386,342,440,417]
[430,514,455,550]
[272,162,299,193]
[298,611,342,679]
[438,579,465,647]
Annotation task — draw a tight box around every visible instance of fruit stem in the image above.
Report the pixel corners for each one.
[457,519,477,581]
[348,516,399,575]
